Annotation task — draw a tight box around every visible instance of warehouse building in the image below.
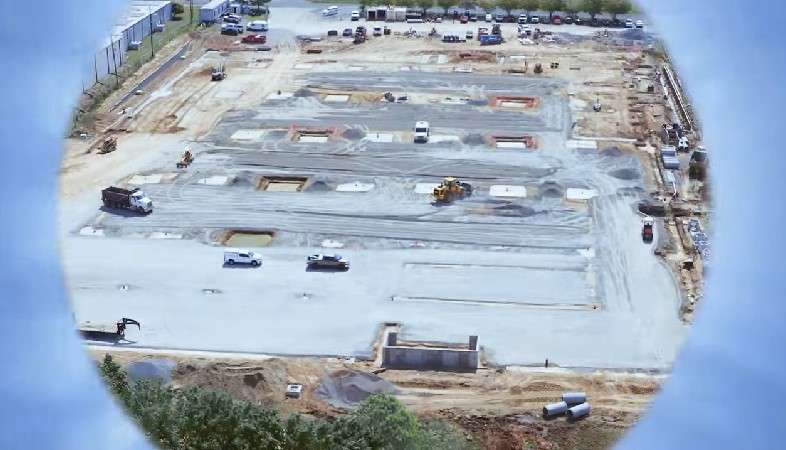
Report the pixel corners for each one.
[82,1,172,91]
[200,0,230,23]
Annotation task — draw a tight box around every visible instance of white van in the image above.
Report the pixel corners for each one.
[322,6,338,16]
[351,10,360,21]
[224,248,263,267]
[247,20,268,32]
[414,121,430,143]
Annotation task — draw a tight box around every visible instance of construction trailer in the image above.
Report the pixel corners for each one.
[200,0,230,24]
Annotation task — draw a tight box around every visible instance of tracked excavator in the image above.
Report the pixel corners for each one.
[432,177,472,203]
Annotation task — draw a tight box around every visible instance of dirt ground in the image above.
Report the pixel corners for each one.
[93,348,657,449]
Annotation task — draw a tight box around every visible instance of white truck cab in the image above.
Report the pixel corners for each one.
[130,190,153,213]
[351,10,360,21]
[322,5,338,16]
[224,248,263,267]
[414,121,430,143]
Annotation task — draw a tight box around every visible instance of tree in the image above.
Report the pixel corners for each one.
[496,0,520,17]
[396,0,416,9]
[416,0,435,14]
[97,355,130,402]
[250,0,270,16]
[604,0,631,20]
[359,0,374,13]
[580,0,604,19]
[564,0,579,17]
[171,3,185,17]
[541,0,564,20]
[477,0,495,13]
[437,0,456,15]
[521,0,540,17]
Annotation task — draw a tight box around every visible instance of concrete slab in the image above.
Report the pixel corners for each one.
[128,173,176,185]
[231,129,267,140]
[567,139,598,150]
[429,135,461,143]
[149,232,183,239]
[324,94,350,103]
[415,183,440,194]
[496,141,527,149]
[266,92,294,100]
[489,185,528,198]
[298,135,329,143]
[566,188,598,201]
[499,101,530,109]
[364,133,394,143]
[196,176,230,186]
[336,182,374,192]
[79,226,104,237]
[294,63,314,70]
[321,239,345,248]
[214,89,242,99]
[265,182,302,192]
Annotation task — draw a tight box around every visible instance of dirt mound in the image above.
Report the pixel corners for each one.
[128,359,176,383]
[462,133,486,145]
[342,128,366,140]
[608,168,640,180]
[600,146,624,157]
[539,181,564,198]
[294,88,314,97]
[308,180,332,191]
[173,360,288,406]
[315,369,398,409]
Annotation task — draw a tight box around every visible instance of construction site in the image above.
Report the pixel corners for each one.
[61,2,710,447]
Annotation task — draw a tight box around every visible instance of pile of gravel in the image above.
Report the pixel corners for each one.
[127,359,176,384]
[314,370,398,409]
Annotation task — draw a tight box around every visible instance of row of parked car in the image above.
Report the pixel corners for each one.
[219,12,269,36]
[445,11,644,28]
[223,249,350,271]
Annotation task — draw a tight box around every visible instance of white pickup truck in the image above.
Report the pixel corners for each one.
[224,249,263,267]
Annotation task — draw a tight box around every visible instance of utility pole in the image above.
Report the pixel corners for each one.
[189,0,193,24]
[109,36,119,86]
[149,6,155,58]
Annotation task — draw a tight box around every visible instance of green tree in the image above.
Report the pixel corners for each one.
[250,0,270,16]
[359,0,374,13]
[459,0,476,10]
[496,0,520,17]
[580,0,604,19]
[436,0,456,15]
[564,0,579,17]
[604,0,631,20]
[97,355,130,402]
[477,0,495,12]
[521,0,540,17]
[416,0,435,14]
[171,3,185,16]
[541,0,564,20]
[396,0,416,8]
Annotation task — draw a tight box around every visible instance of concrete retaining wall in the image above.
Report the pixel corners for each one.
[382,347,479,372]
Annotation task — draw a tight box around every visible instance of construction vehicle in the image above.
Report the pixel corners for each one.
[480,34,502,45]
[102,186,153,214]
[79,318,140,342]
[534,63,543,74]
[432,177,472,203]
[642,217,654,243]
[491,23,501,35]
[97,136,117,154]
[176,149,194,168]
[211,63,226,81]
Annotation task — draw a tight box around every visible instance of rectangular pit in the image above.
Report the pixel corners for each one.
[220,230,276,247]
[491,135,537,149]
[257,176,309,192]
[490,96,539,109]
[291,127,335,143]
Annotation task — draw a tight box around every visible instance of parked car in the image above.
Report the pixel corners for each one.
[307,254,349,270]
[342,28,353,37]
[469,13,477,22]
[246,20,268,32]
[518,14,527,24]
[223,14,241,24]
[530,16,540,24]
[564,16,574,24]
[635,19,645,28]
[552,15,562,25]
[466,30,473,39]
[460,15,468,23]
[574,17,583,25]
[351,10,360,21]
[495,13,504,22]
[221,23,243,35]
[625,18,634,28]
[373,26,382,36]
[485,13,492,22]
[242,34,266,43]
[224,249,262,267]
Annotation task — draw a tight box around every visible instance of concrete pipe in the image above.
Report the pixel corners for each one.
[567,402,592,420]
[562,392,587,405]
[542,401,568,418]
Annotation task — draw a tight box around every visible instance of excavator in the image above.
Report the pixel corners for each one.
[433,177,472,203]
[176,149,194,168]
[79,317,140,342]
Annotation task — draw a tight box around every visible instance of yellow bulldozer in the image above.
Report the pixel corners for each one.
[433,177,472,203]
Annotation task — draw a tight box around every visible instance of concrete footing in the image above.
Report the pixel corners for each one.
[382,332,479,372]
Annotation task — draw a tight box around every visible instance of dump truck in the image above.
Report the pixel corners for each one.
[79,318,140,342]
[642,217,654,243]
[102,186,153,214]
[433,177,472,203]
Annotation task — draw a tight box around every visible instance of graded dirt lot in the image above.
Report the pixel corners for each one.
[61,2,705,446]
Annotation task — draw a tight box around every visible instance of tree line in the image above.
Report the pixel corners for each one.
[358,0,634,20]
[98,355,475,450]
